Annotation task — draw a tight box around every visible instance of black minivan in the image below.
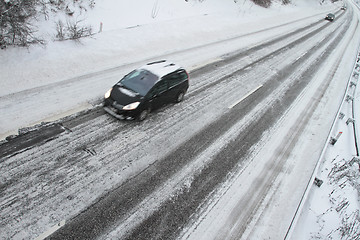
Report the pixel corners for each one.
[104,60,189,121]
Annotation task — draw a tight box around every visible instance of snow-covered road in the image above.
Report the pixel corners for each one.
[1,1,360,240]
[289,1,360,238]
[0,2,336,140]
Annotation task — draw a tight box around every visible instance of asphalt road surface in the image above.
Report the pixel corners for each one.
[0,6,357,240]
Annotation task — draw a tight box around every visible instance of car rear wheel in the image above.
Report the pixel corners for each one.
[175,91,185,103]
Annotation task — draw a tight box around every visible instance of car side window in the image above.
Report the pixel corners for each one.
[167,71,187,88]
[157,80,168,93]
[148,80,168,98]
[178,71,188,81]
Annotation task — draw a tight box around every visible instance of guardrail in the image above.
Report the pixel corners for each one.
[351,55,360,156]
[284,6,360,238]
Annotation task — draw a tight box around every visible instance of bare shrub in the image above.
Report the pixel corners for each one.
[55,20,66,40]
[251,0,272,7]
[66,19,92,40]
[55,19,92,41]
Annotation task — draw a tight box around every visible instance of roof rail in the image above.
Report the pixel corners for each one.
[164,63,175,67]
[147,60,167,65]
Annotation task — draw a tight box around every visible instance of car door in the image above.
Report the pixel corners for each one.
[165,70,188,101]
[147,79,169,109]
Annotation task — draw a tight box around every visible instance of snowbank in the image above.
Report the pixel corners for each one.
[0,0,329,97]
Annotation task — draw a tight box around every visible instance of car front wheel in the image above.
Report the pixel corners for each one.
[137,108,150,121]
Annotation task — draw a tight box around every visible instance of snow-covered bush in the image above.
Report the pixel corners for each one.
[0,0,95,48]
[251,0,292,7]
[251,0,272,7]
[0,0,43,48]
[55,19,92,41]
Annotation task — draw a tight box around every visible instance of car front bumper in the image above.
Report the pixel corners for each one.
[104,106,127,120]
[104,100,138,120]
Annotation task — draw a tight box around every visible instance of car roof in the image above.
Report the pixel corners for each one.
[140,60,183,78]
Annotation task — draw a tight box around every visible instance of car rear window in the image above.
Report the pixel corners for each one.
[119,69,159,96]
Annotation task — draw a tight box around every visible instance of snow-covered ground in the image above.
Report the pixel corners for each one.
[0,0,336,139]
[291,72,360,237]
[289,1,360,238]
[1,0,359,239]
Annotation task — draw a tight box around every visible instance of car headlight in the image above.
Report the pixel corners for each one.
[105,88,112,99]
[123,102,140,110]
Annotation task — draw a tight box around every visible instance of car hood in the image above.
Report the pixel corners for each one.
[110,85,143,106]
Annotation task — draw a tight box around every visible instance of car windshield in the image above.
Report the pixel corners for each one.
[119,69,159,96]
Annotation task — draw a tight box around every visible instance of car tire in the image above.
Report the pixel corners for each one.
[137,108,150,121]
[175,91,185,103]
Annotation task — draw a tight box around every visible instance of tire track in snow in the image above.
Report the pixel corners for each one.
[0,8,351,240]
[120,13,352,240]
[0,10,343,158]
[46,9,352,240]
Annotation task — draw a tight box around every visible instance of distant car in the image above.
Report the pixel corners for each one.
[325,13,335,21]
[341,5,347,10]
[104,60,189,121]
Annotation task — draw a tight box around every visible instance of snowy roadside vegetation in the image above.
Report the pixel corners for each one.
[0,0,314,49]
[291,44,360,239]
[0,0,96,48]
